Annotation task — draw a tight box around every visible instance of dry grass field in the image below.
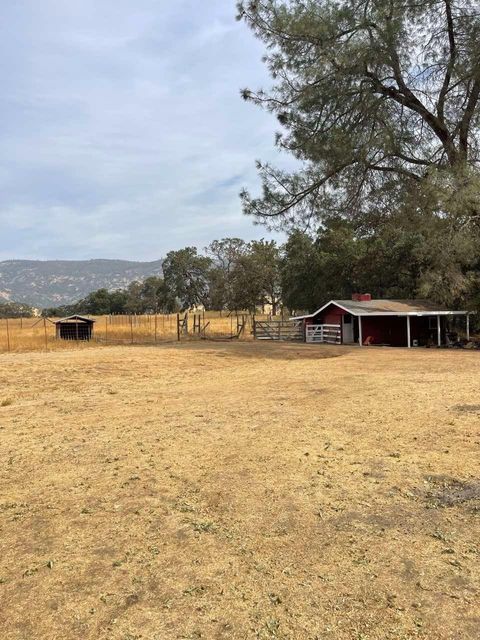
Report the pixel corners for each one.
[0,313,258,353]
[0,342,479,640]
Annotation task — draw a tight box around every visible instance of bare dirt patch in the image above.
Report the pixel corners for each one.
[452,404,480,414]
[0,342,479,639]
[421,475,480,510]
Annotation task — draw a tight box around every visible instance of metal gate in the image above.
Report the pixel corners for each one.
[305,324,341,344]
[253,320,304,341]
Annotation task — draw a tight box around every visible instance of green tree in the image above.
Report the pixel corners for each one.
[206,238,247,310]
[139,276,177,313]
[238,1,480,225]
[0,301,34,318]
[282,223,365,312]
[162,248,212,310]
[230,240,282,313]
[43,288,128,316]
[281,212,480,312]
[80,288,128,315]
[281,230,334,313]
[107,289,130,314]
[250,239,282,315]
[124,281,145,314]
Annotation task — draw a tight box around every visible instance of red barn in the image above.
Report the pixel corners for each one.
[292,294,471,347]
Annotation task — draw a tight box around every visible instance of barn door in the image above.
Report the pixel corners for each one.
[342,314,354,343]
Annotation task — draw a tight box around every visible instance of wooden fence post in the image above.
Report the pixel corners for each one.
[130,314,134,344]
[177,313,181,342]
[44,318,48,352]
[105,315,108,345]
[154,314,158,343]
[6,319,10,352]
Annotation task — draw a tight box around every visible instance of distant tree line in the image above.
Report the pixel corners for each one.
[41,228,480,321]
[0,301,35,318]
[41,239,282,316]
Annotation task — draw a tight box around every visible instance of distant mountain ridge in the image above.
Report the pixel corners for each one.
[0,259,163,308]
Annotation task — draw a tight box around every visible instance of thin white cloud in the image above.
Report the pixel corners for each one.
[0,0,289,260]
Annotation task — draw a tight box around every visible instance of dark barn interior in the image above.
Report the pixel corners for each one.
[55,316,95,341]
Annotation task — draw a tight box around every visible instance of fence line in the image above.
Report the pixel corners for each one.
[0,311,277,354]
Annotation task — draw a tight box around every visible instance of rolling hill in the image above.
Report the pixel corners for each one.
[0,259,163,308]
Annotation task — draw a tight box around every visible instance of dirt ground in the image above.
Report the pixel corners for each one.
[0,342,478,640]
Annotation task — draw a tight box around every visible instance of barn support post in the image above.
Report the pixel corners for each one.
[358,316,363,346]
[437,315,441,347]
[406,316,411,348]
[466,313,470,341]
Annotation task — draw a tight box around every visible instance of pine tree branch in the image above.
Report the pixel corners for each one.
[437,0,457,124]
[459,71,480,159]
[365,69,458,165]
[246,160,355,218]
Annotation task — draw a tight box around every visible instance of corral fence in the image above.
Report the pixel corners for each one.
[252,320,342,344]
[253,319,304,342]
[305,324,341,344]
[0,311,271,354]
[96,311,255,345]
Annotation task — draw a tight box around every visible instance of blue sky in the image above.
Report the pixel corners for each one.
[0,0,286,261]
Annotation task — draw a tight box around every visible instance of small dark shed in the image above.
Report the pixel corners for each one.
[55,315,95,341]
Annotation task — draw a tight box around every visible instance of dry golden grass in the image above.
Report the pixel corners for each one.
[0,313,263,353]
[0,342,478,640]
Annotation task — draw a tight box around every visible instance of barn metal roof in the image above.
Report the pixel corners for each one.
[55,315,96,324]
[293,299,470,319]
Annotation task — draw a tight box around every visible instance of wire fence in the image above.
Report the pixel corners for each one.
[0,311,279,354]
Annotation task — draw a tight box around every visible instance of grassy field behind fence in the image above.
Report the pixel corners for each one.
[0,312,273,354]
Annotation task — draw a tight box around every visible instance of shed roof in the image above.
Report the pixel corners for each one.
[55,315,96,324]
[293,299,470,319]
